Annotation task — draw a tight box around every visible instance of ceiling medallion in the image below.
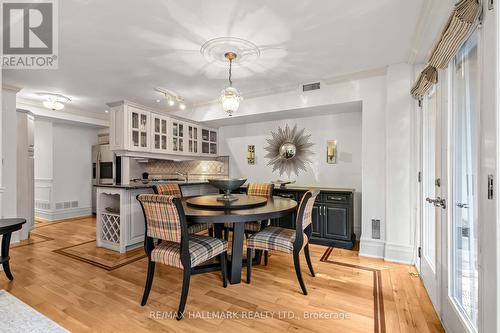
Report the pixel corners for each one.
[37,92,71,111]
[200,37,260,68]
[264,124,315,178]
[220,52,242,116]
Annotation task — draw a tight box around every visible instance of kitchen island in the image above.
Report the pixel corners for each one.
[95,181,218,253]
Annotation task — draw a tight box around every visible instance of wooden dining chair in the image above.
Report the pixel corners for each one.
[246,189,319,295]
[153,184,212,235]
[223,183,274,239]
[137,194,228,320]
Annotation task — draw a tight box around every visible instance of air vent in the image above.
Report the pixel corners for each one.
[35,201,50,210]
[372,219,381,239]
[55,201,78,210]
[302,82,321,92]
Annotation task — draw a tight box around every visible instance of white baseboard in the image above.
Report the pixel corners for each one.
[359,238,385,259]
[35,207,92,221]
[384,242,415,264]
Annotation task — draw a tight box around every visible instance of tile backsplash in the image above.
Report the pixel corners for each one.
[144,156,229,180]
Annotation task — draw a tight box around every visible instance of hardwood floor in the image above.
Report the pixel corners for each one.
[1,217,444,333]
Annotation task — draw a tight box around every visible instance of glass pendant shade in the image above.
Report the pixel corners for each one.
[220,86,242,116]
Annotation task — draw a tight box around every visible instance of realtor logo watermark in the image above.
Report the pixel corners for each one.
[1,0,58,69]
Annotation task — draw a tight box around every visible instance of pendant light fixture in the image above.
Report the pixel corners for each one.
[220,52,242,116]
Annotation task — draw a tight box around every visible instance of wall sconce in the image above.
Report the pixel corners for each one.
[247,145,255,165]
[327,140,337,164]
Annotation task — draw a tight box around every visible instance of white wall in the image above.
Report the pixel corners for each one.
[384,64,414,263]
[34,120,53,180]
[34,119,99,220]
[177,65,415,263]
[219,111,363,237]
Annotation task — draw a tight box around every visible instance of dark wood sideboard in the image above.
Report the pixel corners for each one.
[237,186,355,249]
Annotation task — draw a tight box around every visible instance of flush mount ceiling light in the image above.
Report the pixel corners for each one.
[154,87,186,110]
[220,52,242,116]
[37,93,71,111]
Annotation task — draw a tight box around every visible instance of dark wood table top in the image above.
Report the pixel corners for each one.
[186,194,268,210]
[0,218,26,233]
[182,196,297,223]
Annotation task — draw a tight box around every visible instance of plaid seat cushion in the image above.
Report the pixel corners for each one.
[187,223,211,234]
[247,227,308,254]
[224,221,262,232]
[151,235,227,269]
[247,183,273,197]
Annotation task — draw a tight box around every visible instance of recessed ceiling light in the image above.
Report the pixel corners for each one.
[37,92,71,111]
[104,109,109,113]
[155,99,161,103]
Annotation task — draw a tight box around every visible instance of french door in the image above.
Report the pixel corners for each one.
[442,31,479,333]
[420,85,442,311]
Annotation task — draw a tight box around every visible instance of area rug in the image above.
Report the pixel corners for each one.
[0,290,68,332]
[54,240,146,271]
[320,247,386,333]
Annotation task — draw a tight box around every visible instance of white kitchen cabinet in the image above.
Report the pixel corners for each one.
[187,124,200,155]
[129,106,150,151]
[108,101,218,158]
[169,119,185,154]
[151,114,168,153]
[201,127,218,155]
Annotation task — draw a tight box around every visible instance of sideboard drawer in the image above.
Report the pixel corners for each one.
[323,193,350,204]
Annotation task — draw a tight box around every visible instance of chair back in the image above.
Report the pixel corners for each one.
[247,183,274,197]
[137,194,186,243]
[153,183,183,197]
[294,190,320,249]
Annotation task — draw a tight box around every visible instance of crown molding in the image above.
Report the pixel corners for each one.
[2,84,22,93]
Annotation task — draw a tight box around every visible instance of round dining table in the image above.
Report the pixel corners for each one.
[182,194,297,284]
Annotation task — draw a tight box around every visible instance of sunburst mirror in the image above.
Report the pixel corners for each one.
[264,124,314,178]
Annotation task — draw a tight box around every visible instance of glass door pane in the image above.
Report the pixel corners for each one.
[451,32,479,330]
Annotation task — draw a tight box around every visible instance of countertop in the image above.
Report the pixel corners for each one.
[94,180,210,189]
[241,184,355,193]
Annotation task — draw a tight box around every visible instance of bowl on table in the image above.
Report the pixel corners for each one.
[208,178,247,202]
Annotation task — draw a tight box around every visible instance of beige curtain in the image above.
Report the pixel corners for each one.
[411,0,481,98]
[428,0,481,68]
[411,65,438,98]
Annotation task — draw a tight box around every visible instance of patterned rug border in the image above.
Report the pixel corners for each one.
[53,240,146,271]
[320,247,386,333]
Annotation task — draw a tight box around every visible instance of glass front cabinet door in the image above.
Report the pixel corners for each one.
[151,114,168,152]
[201,128,217,155]
[187,124,199,155]
[129,107,150,151]
[170,120,185,154]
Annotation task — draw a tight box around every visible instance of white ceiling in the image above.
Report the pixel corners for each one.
[3,0,453,116]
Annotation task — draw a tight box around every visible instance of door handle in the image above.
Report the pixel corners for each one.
[426,197,436,204]
[456,203,469,209]
[426,197,446,209]
[434,197,446,209]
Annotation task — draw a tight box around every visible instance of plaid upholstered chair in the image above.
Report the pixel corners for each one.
[246,189,319,295]
[137,194,228,320]
[153,184,212,235]
[223,183,274,239]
